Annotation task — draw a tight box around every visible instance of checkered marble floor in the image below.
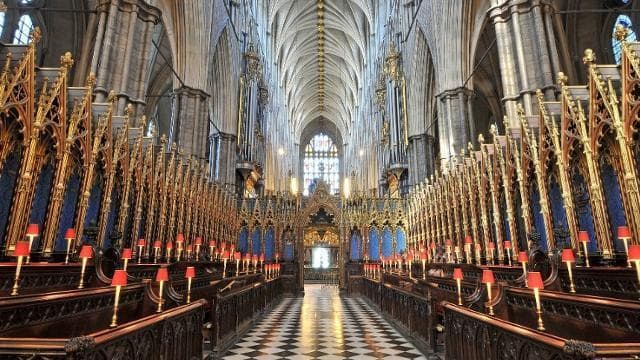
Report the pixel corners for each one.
[220,284,433,359]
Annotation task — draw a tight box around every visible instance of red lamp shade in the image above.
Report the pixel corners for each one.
[223,250,230,259]
[527,271,544,289]
[186,244,193,252]
[235,251,241,260]
[518,251,528,263]
[252,255,258,261]
[137,239,146,247]
[578,231,589,243]
[121,248,132,260]
[111,270,128,286]
[153,240,162,249]
[618,226,632,239]
[453,268,464,280]
[628,245,640,261]
[13,241,30,257]
[481,269,495,284]
[488,242,495,250]
[155,267,169,282]
[185,266,196,278]
[504,241,512,249]
[561,249,575,263]
[64,228,76,240]
[79,245,93,259]
[176,233,185,243]
[220,243,226,250]
[208,240,216,247]
[429,241,436,249]
[445,239,452,246]
[194,237,203,246]
[474,243,481,251]
[420,250,428,260]
[244,253,251,261]
[26,223,39,237]
[259,254,265,262]
[166,241,174,250]
[464,235,473,244]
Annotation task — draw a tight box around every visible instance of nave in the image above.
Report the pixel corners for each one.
[220,285,435,360]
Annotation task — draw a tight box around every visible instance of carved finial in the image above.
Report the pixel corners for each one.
[160,134,167,145]
[107,90,117,104]
[30,27,42,45]
[502,115,510,133]
[582,49,596,67]
[125,103,134,118]
[139,115,146,128]
[516,103,526,118]
[171,142,177,152]
[615,24,629,42]
[489,123,497,136]
[60,52,74,70]
[467,142,474,153]
[86,72,96,88]
[478,133,485,145]
[557,72,568,87]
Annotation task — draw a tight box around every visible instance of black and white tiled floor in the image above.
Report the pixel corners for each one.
[220,284,438,359]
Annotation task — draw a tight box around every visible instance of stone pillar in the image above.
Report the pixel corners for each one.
[216,132,237,187]
[489,0,560,122]
[88,0,160,116]
[408,133,436,186]
[436,87,474,168]
[170,86,210,159]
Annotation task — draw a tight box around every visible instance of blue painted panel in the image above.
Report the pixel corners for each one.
[572,171,598,252]
[601,162,627,252]
[396,227,406,255]
[0,151,21,247]
[55,172,80,251]
[83,177,103,244]
[238,226,248,254]
[252,227,262,255]
[514,187,527,250]
[501,196,511,241]
[265,227,275,260]
[368,227,379,260]
[549,179,568,230]
[529,187,548,251]
[29,163,55,251]
[382,227,393,258]
[103,186,120,249]
[350,231,361,260]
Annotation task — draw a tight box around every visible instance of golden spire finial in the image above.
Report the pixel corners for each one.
[489,123,498,137]
[615,24,629,42]
[125,103,134,118]
[30,27,42,45]
[502,115,510,133]
[582,49,596,67]
[478,133,485,145]
[60,52,74,69]
[107,90,117,104]
[139,115,146,128]
[557,72,568,87]
[86,72,97,88]
[467,141,474,153]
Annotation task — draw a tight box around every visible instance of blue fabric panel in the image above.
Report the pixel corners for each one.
[238,226,248,254]
[382,227,393,258]
[350,231,361,260]
[601,162,627,252]
[103,186,120,249]
[572,171,597,252]
[83,178,103,244]
[0,151,21,247]
[549,179,568,229]
[29,163,54,251]
[501,196,511,241]
[55,172,80,251]
[368,227,379,260]
[265,227,275,260]
[529,187,548,251]
[252,227,261,255]
[395,227,406,255]
[514,187,527,250]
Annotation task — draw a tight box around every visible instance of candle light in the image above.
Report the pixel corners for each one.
[194,237,202,260]
[252,255,258,274]
[78,245,93,289]
[453,268,464,305]
[518,251,529,286]
[561,249,576,293]
[11,241,30,296]
[504,241,512,266]
[110,270,128,327]
[153,240,161,264]
[487,242,495,265]
[236,252,242,274]
[136,239,145,264]
[185,266,195,304]
[407,250,414,278]
[185,244,193,261]
[527,271,545,331]
[259,254,265,272]
[481,269,495,315]
[628,245,640,300]
[25,224,39,264]
[64,228,75,265]
[165,241,173,264]
[429,241,436,262]
[474,243,482,264]
[121,248,132,272]
[618,226,632,268]
[155,267,169,313]
[176,234,184,261]
[222,250,230,278]
[208,240,216,260]
[445,240,452,263]
[578,231,590,268]
[464,236,473,264]
[420,249,427,279]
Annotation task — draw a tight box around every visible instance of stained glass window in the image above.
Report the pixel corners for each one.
[303,133,340,196]
[612,15,636,65]
[13,15,33,45]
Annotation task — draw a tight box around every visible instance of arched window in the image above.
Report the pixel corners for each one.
[13,14,34,45]
[612,14,637,64]
[303,133,340,196]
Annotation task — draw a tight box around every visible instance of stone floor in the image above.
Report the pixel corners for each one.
[218,284,443,359]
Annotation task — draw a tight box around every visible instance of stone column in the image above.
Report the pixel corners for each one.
[216,132,238,187]
[408,133,436,186]
[436,87,474,168]
[489,0,560,122]
[170,86,210,159]
[88,0,160,116]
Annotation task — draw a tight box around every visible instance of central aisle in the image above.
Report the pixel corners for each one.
[222,284,429,359]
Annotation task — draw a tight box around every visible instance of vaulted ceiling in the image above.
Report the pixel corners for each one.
[268,0,373,141]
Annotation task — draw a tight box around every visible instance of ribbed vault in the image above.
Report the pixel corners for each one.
[269,0,372,141]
